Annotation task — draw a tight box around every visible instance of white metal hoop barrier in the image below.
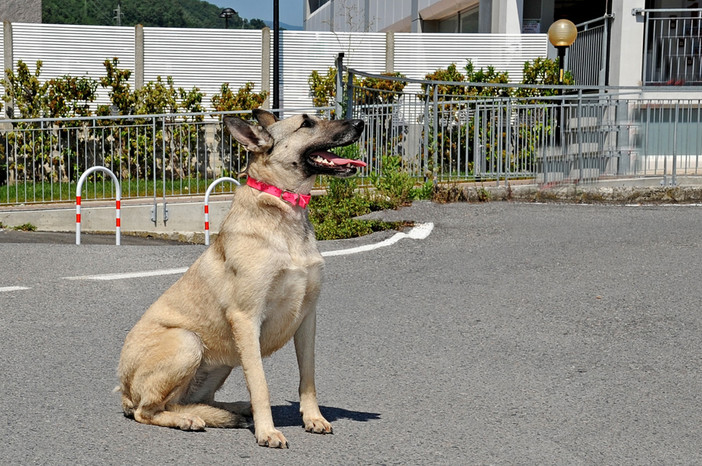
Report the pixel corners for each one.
[204,177,241,246]
[76,166,122,245]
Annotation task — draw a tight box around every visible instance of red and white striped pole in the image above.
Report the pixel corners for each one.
[76,166,122,245]
[204,203,211,245]
[75,194,82,245]
[204,177,240,246]
[115,198,121,245]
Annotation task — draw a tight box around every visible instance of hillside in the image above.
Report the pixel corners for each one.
[42,0,266,29]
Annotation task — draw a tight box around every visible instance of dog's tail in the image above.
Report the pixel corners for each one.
[167,404,249,428]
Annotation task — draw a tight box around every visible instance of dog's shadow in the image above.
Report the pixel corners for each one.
[269,401,380,428]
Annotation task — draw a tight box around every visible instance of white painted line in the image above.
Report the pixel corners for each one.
[62,223,435,280]
[625,203,702,207]
[64,267,189,281]
[322,222,434,257]
[0,286,31,292]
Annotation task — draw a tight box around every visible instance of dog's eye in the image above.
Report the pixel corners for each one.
[300,119,313,129]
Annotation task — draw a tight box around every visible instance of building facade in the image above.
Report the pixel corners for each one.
[303,0,611,34]
[303,0,702,89]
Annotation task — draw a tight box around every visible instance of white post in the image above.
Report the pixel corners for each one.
[76,166,122,245]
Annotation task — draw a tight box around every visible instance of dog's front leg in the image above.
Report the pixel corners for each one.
[231,316,288,448]
[294,308,333,434]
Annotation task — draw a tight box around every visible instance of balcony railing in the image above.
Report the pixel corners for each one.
[570,14,614,86]
[639,8,702,86]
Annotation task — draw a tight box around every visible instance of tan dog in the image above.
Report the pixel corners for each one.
[117,109,365,448]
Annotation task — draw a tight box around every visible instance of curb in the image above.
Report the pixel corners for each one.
[3,182,702,241]
[434,182,702,205]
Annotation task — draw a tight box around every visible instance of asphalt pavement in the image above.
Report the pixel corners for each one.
[2,201,702,464]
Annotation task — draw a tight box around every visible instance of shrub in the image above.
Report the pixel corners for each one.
[369,155,416,208]
[98,57,135,115]
[308,67,337,109]
[46,75,98,117]
[310,177,373,240]
[464,61,510,96]
[211,82,267,112]
[420,63,467,100]
[517,57,574,97]
[355,72,406,105]
[308,175,410,241]
[2,60,47,118]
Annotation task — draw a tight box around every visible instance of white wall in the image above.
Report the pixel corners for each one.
[9,23,135,110]
[393,32,546,81]
[278,31,387,109]
[609,0,646,86]
[1,23,549,114]
[143,28,264,109]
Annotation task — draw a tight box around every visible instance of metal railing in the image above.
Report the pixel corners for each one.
[346,69,702,187]
[2,76,702,210]
[638,8,702,86]
[570,14,613,86]
[0,107,331,211]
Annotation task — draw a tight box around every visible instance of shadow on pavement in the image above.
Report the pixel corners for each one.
[269,401,382,428]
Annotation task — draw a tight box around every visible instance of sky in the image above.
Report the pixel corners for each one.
[214,1,304,28]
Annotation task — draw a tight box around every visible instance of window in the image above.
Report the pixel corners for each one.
[437,6,480,33]
[438,16,459,33]
[309,0,331,14]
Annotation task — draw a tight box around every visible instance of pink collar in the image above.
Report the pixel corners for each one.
[247,177,312,209]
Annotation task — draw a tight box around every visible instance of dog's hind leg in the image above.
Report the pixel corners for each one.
[134,400,247,430]
[167,404,248,428]
[123,328,206,431]
[125,328,247,430]
[127,328,204,430]
[183,366,253,427]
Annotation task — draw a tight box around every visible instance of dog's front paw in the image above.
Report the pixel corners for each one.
[303,415,333,434]
[256,428,289,448]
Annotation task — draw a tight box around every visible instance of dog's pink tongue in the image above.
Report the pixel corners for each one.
[314,151,367,167]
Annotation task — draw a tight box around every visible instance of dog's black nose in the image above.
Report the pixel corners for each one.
[351,119,364,131]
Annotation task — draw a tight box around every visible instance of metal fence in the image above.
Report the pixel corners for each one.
[2,73,702,209]
[639,8,702,86]
[0,108,331,210]
[346,69,702,187]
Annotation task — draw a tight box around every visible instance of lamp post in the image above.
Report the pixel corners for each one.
[547,19,577,149]
[547,19,578,86]
[220,8,236,29]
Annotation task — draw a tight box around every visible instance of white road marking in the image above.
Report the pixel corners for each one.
[63,223,435,281]
[321,222,434,257]
[64,267,189,281]
[0,286,31,292]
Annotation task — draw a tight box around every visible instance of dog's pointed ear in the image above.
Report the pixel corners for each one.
[252,108,278,129]
[223,116,273,154]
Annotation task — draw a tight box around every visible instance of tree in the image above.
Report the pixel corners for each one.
[41,0,266,29]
